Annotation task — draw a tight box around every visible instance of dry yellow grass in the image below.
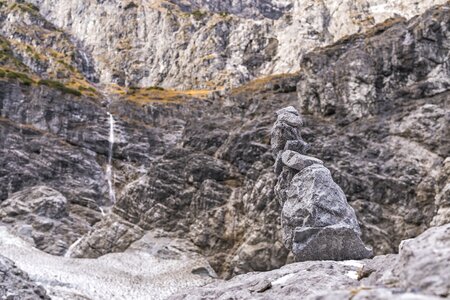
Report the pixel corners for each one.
[110,85,212,105]
[231,73,298,95]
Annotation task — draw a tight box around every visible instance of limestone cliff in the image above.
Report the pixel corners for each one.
[21,0,449,88]
[0,0,449,298]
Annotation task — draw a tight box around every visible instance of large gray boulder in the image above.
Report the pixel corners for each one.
[271,106,372,261]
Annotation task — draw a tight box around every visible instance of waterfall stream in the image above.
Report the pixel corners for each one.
[64,236,83,258]
[106,112,116,204]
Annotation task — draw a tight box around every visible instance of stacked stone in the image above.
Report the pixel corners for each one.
[271,106,372,261]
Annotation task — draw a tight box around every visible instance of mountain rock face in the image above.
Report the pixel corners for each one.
[298,4,450,120]
[432,157,450,226]
[24,0,449,88]
[271,106,372,261]
[0,0,449,298]
[0,186,88,256]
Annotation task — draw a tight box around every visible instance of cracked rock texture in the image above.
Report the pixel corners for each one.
[0,186,92,256]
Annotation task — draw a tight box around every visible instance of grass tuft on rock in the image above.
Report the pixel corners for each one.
[0,68,34,85]
[192,10,207,21]
[38,79,82,96]
[146,86,165,91]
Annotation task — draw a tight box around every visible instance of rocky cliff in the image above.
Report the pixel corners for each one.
[20,0,449,88]
[0,0,449,298]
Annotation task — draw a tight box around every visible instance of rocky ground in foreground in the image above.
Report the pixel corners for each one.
[1,223,449,299]
[171,224,450,299]
[0,254,50,299]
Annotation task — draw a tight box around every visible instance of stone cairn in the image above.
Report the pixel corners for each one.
[271,106,373,261]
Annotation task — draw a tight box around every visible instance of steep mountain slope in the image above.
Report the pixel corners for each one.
[0,0,449,297]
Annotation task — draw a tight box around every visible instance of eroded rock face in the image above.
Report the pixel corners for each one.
[432,158,450,227]
[65,213,144,259]
[382,224,450,297]
[0,186,68,219]
[0,186,93,256]
[298,4,450,121]
[294,3,450,256]
[272,107,372,261]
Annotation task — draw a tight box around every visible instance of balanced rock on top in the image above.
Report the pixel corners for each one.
[271,106,373,261]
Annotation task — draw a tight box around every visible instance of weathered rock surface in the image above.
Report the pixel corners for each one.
[298,3,450,121]
[374,224,450,297]
[432,157,450,226]
[171,224,450,300]
[65,213,144,259]
[272,107,372,261]
[0,186,93,256]
[0,79,176,255]
[0,254,50,300]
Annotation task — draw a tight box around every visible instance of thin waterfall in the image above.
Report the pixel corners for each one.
[64,236,83,258]
[106,112,116,204]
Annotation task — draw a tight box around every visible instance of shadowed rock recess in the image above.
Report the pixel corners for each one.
[0,0,449,299]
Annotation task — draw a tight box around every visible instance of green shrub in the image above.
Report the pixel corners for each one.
[0,38,11,53]
[38,79,82,96]
[146,86,165,91]
[127,86,139,94]
[78,85,96,93]
[25,3,39,12]
[2,70,34,85]
[57,60,76,72]
[10,3,40,14]
[192,10,206,21]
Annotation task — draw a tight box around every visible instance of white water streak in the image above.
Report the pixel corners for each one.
[64,237,83,258]
[106,112,116,204]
